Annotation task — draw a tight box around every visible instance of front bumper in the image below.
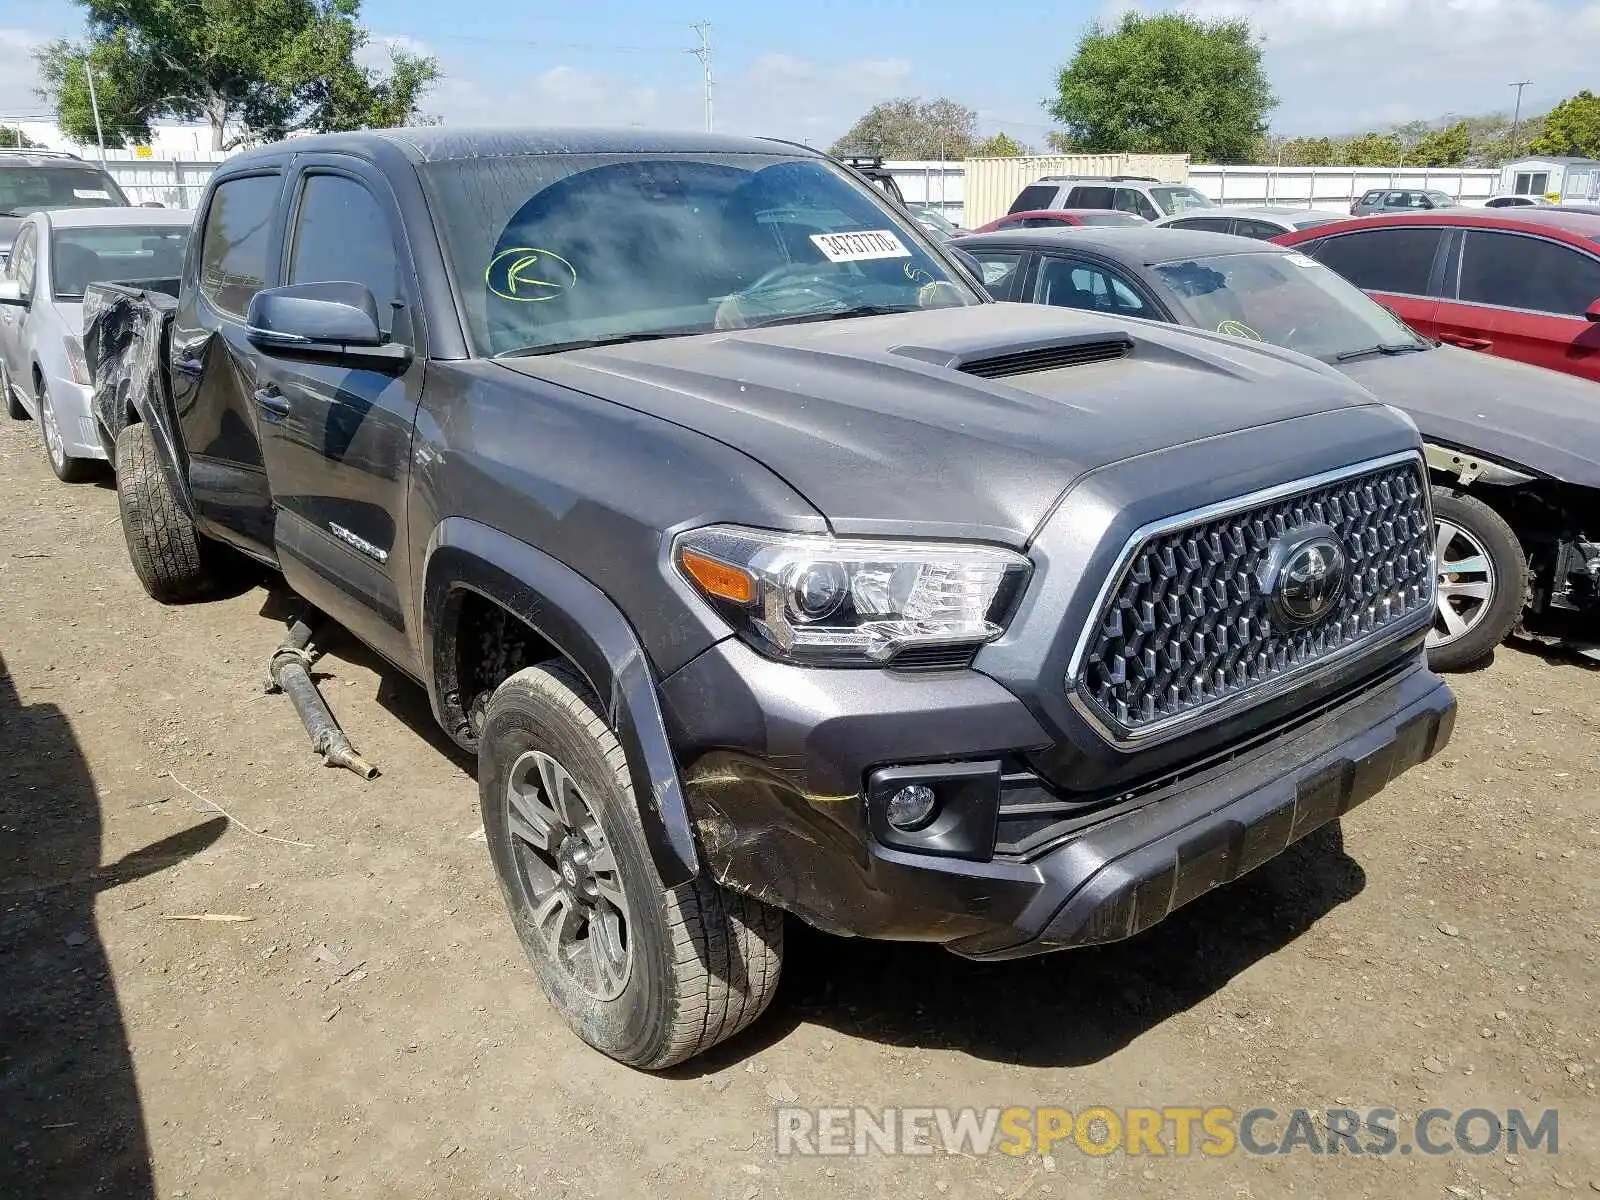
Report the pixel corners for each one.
[659,639,1454,958]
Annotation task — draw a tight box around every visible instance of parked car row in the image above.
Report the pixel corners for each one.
[955,201,1600,669]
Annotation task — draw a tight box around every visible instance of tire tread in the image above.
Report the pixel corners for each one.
[115,422,211,602]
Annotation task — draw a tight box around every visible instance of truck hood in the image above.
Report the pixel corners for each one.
[505,304,1390,543]
[1336,343,1600,488]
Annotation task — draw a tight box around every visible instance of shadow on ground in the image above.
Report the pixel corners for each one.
[0,650,224,1199]
[720,821,1367,1071]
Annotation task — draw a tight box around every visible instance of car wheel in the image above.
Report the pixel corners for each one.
[115,421,216,602]
[38,381,99,483]
[1426,488,1527,672]
[478,661,783,1069]
[2,359,25,420]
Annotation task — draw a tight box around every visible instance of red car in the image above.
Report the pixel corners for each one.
[959,209,1147,236]
[1273,208,1600,383]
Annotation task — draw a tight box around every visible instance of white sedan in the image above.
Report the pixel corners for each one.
[0,206,192,481]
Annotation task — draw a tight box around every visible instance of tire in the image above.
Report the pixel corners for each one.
[115,421,214,602]
[479,661,783,1069]
[39,382,99,483]
[1427,487,1527,672]
[2,359,25,420]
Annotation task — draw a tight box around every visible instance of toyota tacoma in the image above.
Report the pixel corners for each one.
[86,128,1454,1068]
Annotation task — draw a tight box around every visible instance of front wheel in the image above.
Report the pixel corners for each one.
[115,421,216,602]
[478,661,783,1069]
[1426,488,1527,672]
[39,385,100,483]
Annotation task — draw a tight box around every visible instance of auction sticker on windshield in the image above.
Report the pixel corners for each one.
[810,230,912,263]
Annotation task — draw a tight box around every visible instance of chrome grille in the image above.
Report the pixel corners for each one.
[1071,454,1434,743]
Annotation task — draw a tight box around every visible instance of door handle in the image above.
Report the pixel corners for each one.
[253,386,291,416]
[1440,333,1493,350]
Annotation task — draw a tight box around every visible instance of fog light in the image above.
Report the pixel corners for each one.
[885,784,938,831]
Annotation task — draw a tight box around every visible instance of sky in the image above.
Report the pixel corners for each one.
[3,0,1598,146]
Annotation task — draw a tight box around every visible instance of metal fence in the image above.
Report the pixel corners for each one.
[102,159,220,210]
[1186,165,1501,211]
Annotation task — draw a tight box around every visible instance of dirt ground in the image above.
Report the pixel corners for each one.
[1,415,1596,1200]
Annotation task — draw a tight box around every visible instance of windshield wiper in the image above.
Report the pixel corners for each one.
[494,327,708,358]
[741,304,925,330]
[1334,341,1430,362]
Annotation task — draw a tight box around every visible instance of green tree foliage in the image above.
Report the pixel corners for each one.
[1277,136,1336,166]
[972,132,1033,157]
[1529,90,1600,159]
[0,126,42,149]
[1045,12,1276,163]
[830,97,978,160]
[35,0,440,151]
[1337,132,1405,166]
[1409,120,1471,167]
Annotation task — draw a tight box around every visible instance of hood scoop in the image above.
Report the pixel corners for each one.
[951,335,1133,379]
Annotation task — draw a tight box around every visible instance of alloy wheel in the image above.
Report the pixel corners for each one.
[40,388,66,471]
[504,749,632,1001]
[1427,519,1496,648]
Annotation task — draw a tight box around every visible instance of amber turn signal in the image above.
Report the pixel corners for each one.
[680,548,755,605]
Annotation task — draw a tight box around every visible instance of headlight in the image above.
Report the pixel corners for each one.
[673,525,1031,666]
[64,336,90,386]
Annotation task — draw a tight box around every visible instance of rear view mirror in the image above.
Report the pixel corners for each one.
[1587,298,1600,323]
[245,281,410,370]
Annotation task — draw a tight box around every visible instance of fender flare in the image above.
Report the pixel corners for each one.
[422,517,700,887]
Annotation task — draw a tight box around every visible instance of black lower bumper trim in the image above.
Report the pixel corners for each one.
[946,665,1454,959]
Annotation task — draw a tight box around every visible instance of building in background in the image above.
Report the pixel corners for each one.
[2,121,236,162]
[1497,155,1600,204]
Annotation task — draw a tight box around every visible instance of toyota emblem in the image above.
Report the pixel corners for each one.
[1259,525,1349,628]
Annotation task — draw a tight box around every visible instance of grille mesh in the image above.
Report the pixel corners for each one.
[957,338,1130,378]
[1075,458,1433,738]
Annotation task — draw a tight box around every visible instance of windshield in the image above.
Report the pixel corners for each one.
[0,166,128,216]
[914,208,957,236]
[51,224,190,299]
[1150,185,1215,214]
[421,152,980,356]
[1152,249,1429,361]
[1078,210,1147,226]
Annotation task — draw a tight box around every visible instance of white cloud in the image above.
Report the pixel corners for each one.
[425,51,915,144]
[0,28,49,117]
[1133,0,1600,132]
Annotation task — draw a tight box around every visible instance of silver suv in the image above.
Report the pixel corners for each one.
[1007,175,1217,221]
[0,149,131,268]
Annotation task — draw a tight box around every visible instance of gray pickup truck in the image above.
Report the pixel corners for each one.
[87,128,1454,1068]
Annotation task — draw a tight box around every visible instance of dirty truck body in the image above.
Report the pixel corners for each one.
[90,128,1454,1067]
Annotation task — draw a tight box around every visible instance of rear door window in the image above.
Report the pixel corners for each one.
[1066,185,1114,209]
[965,250,1025,300]
[288,173,403,336]
[1009,185,1058,214]
[1457,231,1600,317]
[1114,188,1159,220]
[1234,218,1287,240]
[1033,256,1150,315]
[1303,227,1445,296]
[197,173,282,318]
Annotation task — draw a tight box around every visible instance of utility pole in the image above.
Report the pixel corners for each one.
[83,61,108,169]
[1508,79,1533,158]
[687,22,713,133]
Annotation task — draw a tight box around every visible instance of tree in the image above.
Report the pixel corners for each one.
[1278,136,1336,166]
[1338,132,1404,166]
[1045,12,1276,163]
[1410,120,1471,167]
[830,97,978,160]
[35,0,439,151]
[972,132,1033,157]
[1529,90,1600,159]
[0,126,41,149]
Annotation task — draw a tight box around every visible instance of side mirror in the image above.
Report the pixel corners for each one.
[1587,298,1600,323]
[944,245,988,291]
[139,200,165,208]
[245,281,410,370]
[0,278,26,307]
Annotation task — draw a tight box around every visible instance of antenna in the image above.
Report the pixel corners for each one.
[687,22,713,133]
